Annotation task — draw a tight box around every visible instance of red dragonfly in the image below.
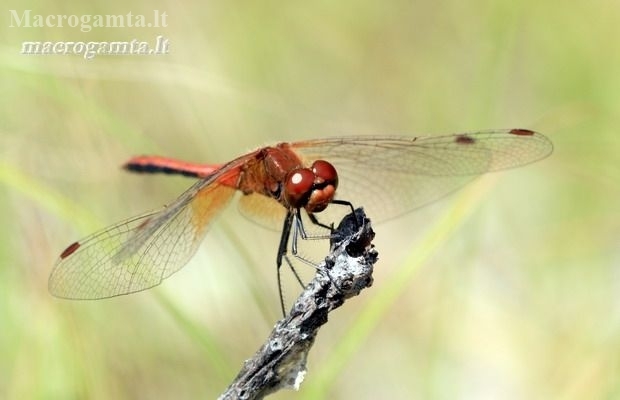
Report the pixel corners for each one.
[49,129,552,313]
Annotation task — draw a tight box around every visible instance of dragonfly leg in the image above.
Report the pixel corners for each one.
[276,211,314,315]
[276,210,328,316]
[276,203,358,316]
[305,199,359,234]
[331,199,356,220]
[276,211,295,316]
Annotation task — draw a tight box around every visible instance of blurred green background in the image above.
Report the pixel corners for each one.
[1,0,619,399]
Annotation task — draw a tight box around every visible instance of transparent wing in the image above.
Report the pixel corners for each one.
[237,192,288,231]
[291,129,553,223]
[49,171,237,299]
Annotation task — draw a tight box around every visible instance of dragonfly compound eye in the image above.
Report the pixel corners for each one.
[284,168,315,209]
[304,160,338,213]
[311,160,338,189]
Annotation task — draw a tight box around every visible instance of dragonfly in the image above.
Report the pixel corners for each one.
[49,129,553,314]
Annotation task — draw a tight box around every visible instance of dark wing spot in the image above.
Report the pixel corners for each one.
[60,242,80,259]
[509,129,535,136]
[455,135,476,145]
[136,217,152,231]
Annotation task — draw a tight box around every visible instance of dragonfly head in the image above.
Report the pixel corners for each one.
[284,160,338,213]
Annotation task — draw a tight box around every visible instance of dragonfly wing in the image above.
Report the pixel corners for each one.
[236,192,287,231]
[49,172,237,299]
[292,130,553,222]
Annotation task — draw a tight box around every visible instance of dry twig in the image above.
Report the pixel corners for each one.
[219,208,377,399]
